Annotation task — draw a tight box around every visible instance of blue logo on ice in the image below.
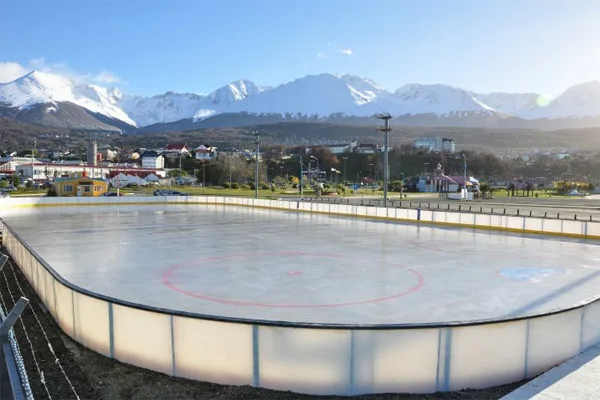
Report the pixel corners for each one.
[499,267,567,283]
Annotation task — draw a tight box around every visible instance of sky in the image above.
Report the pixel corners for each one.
[1,0,599,97]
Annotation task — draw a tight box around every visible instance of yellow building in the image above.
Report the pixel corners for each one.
[54,174,108,197]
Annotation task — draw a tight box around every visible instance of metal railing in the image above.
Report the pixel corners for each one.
[305,196,600,222]
[0,252,33,400]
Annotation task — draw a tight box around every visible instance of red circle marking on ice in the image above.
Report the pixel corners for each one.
[287,271,302,276]
[161,252,424,308]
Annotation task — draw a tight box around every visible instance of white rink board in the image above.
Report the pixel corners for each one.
[3,197,600,396]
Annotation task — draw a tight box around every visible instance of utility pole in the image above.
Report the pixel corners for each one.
[342,156,348,184]
[252,131,260,199]
[377,113,392,207]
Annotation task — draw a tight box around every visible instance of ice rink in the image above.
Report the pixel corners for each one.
[4,204,600,325]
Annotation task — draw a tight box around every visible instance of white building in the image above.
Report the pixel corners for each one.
[306,140,358,155]
[194,145,217,161]
[414,137,456,154]
[15,163,167,181]
[141,151,165,169]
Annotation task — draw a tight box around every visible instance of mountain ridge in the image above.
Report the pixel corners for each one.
[1,69,600,132]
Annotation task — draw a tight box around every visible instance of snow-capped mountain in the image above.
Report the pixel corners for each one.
[391,83,498,116]
[0,71,136,127]
[227,73,384,117]
[472,92,543,118]
[532,81,600,119]
[2,69,600,132]
[117,79,267,126]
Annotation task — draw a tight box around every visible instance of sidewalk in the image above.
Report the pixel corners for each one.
[501,344,600,400]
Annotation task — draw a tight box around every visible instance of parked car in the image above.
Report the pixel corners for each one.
[153,189,189,196]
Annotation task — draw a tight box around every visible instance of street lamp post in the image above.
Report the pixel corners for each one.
[291,154,305,198]
[252,131,260,199]
[462,153,467,200]
[300,157,304,198]
[310,155,319,182]
[377,113,392,207]
[202,162,206,194]
[342,156,348,184]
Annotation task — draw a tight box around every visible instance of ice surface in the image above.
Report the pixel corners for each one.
[4,204,600,325]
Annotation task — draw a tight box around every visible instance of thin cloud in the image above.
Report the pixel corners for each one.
[0,62,29,83]
[317,52,326,59]
[325,43,354,56]
[0,58,123,86]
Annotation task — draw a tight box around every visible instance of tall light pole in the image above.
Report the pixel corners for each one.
[377,113,392,207]
[252,131,260,199]
[310,155,319,182]
[300,157,304,198]
[462,153,467,200]
[291,154,304,198]
[342,156,348,184]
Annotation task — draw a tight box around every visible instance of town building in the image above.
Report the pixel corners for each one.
[306,140,358,155]
[15,162,166,181]
[194,145,217,161]
[141,150,165,169]
[163,143,190,159]
[54,173,108,197]
[414,137,456,154]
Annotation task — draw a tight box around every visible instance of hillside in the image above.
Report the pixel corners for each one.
[118,122,600,152]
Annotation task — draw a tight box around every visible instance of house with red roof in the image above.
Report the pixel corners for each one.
[163,143,190,159]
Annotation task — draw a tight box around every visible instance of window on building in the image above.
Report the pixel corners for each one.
[83,186,91,193]
[64,185,73,192]
[94,185,102,191]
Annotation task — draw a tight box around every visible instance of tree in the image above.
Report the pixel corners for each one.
[307,146,339,168]
[167,169,187,178]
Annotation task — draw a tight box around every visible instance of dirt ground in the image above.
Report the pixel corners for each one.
[0,247,524,400]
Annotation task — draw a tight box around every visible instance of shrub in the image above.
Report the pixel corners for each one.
[260,183,269,190]
[222,182,230,189]
[241,184,251,190]
[248,182,256,190]
[231,182,239,189]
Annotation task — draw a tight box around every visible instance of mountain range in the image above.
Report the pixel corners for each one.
[1,70,600,133]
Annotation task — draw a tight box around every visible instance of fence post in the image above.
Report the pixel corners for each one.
[0,297,30,400]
